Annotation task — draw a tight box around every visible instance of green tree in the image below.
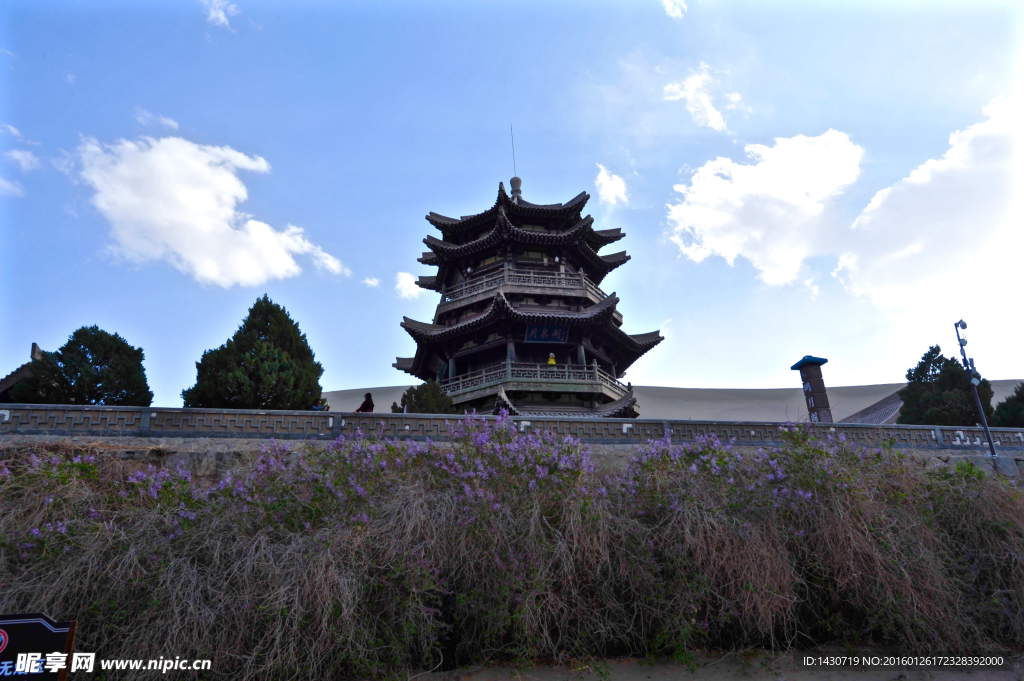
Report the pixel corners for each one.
[182,295,323,410]
[897,345,993,426]
[11,326,153,406]
[992,382,1024,428]
[391,380,457,414]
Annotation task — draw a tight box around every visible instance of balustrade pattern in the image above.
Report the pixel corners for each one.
[3,405,1024,452]
[442,268,606,304]
[439,361,627,398]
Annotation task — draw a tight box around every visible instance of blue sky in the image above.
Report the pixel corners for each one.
[2,0,1021,407]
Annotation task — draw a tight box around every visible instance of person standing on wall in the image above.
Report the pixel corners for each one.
[354,392,374,413]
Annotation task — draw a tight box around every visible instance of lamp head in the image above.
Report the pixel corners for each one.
[957,320,967,329]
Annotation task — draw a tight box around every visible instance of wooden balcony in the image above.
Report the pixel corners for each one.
[438,360,628,404]
[437,268,621,324]
[442,268,606,303]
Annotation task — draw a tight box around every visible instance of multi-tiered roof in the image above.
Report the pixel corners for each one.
[394,177,662,417]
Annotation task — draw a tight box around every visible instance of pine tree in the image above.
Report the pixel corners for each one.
[12,326,153,406]
[182,295,323,410]
[391,380,457,414]
[992,382,1024,428]
[897,345,993,426]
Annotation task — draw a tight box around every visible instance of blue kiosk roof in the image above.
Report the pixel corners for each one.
[791,355,828,371]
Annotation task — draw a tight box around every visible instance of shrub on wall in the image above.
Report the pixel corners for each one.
[897,345,993,426]
[390,380,457,414]
[3,417,1024,679]
[11,326,153,406]
[993,382,1024,428]
[181,295,323,410]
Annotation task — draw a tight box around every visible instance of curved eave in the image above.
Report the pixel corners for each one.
[583,248,630,285]
[604,327,663,373]
[588,228,624,247]
[594,388,640,418]
[416,276,439,291]
[492,386,521,416]
[400,293,621,344]
[426,183,592,237]
[424,214,602,260]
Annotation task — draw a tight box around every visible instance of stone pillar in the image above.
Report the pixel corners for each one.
[576,344,586,365]
[507,340,517,363]
[449,357,457,379]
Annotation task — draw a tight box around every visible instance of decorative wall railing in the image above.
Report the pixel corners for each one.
[438,361,628,399]
[442,268,606,304]
[3,404,1024,452]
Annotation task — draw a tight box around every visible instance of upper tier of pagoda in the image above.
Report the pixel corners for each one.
[415,182,629,291]
[426,180,587,238]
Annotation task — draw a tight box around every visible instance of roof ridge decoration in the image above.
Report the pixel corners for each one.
[425,183,591,235]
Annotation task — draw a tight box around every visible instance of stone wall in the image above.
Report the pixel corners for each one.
[3,404,1024,480]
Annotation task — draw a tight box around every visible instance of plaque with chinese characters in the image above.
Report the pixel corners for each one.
[524,325,569,343]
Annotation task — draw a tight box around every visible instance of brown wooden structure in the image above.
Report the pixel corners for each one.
[393,177,663,417]
[791,355,833,423]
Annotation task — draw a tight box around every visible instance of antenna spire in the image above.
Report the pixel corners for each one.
[510,125,517,178]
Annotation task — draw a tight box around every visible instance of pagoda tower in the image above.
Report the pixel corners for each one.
[393,177,662,418]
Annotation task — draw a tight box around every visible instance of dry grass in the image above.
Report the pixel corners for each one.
[1,417,1022,679]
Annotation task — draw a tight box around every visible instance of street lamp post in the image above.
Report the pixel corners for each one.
[954,320,997,458]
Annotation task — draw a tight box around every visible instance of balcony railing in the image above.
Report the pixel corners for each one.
[439,361,628,399]
[442,268,606,304]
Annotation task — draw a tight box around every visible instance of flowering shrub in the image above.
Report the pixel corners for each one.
[1,417,1023,679]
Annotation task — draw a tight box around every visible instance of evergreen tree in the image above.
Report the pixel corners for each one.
[992,382,1024,428]
[12,326,153,406]
[391,380,457,414]
[897,345,993,426]
[182,295,323,410]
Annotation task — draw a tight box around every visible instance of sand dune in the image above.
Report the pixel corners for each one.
[323,380,1023,422]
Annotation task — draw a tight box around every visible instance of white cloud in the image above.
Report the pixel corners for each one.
[203,0,239,28]
[665,94,1023,382]
[51,150,76,176]
[65,72,75,84]
[1,50,15,59]
[0,175,24,197]
[395,272,423,299]
[1,124,39,146]
[595,164,628,205]
[662,0,687,19]
[135,108,179,130]
[667,129,864,285]
[362,276,380,287]
[724,92,751,113]
[78,135,346,288]
[663,64,731,132]
[7,149,41,172]
[834,94,1019,306]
